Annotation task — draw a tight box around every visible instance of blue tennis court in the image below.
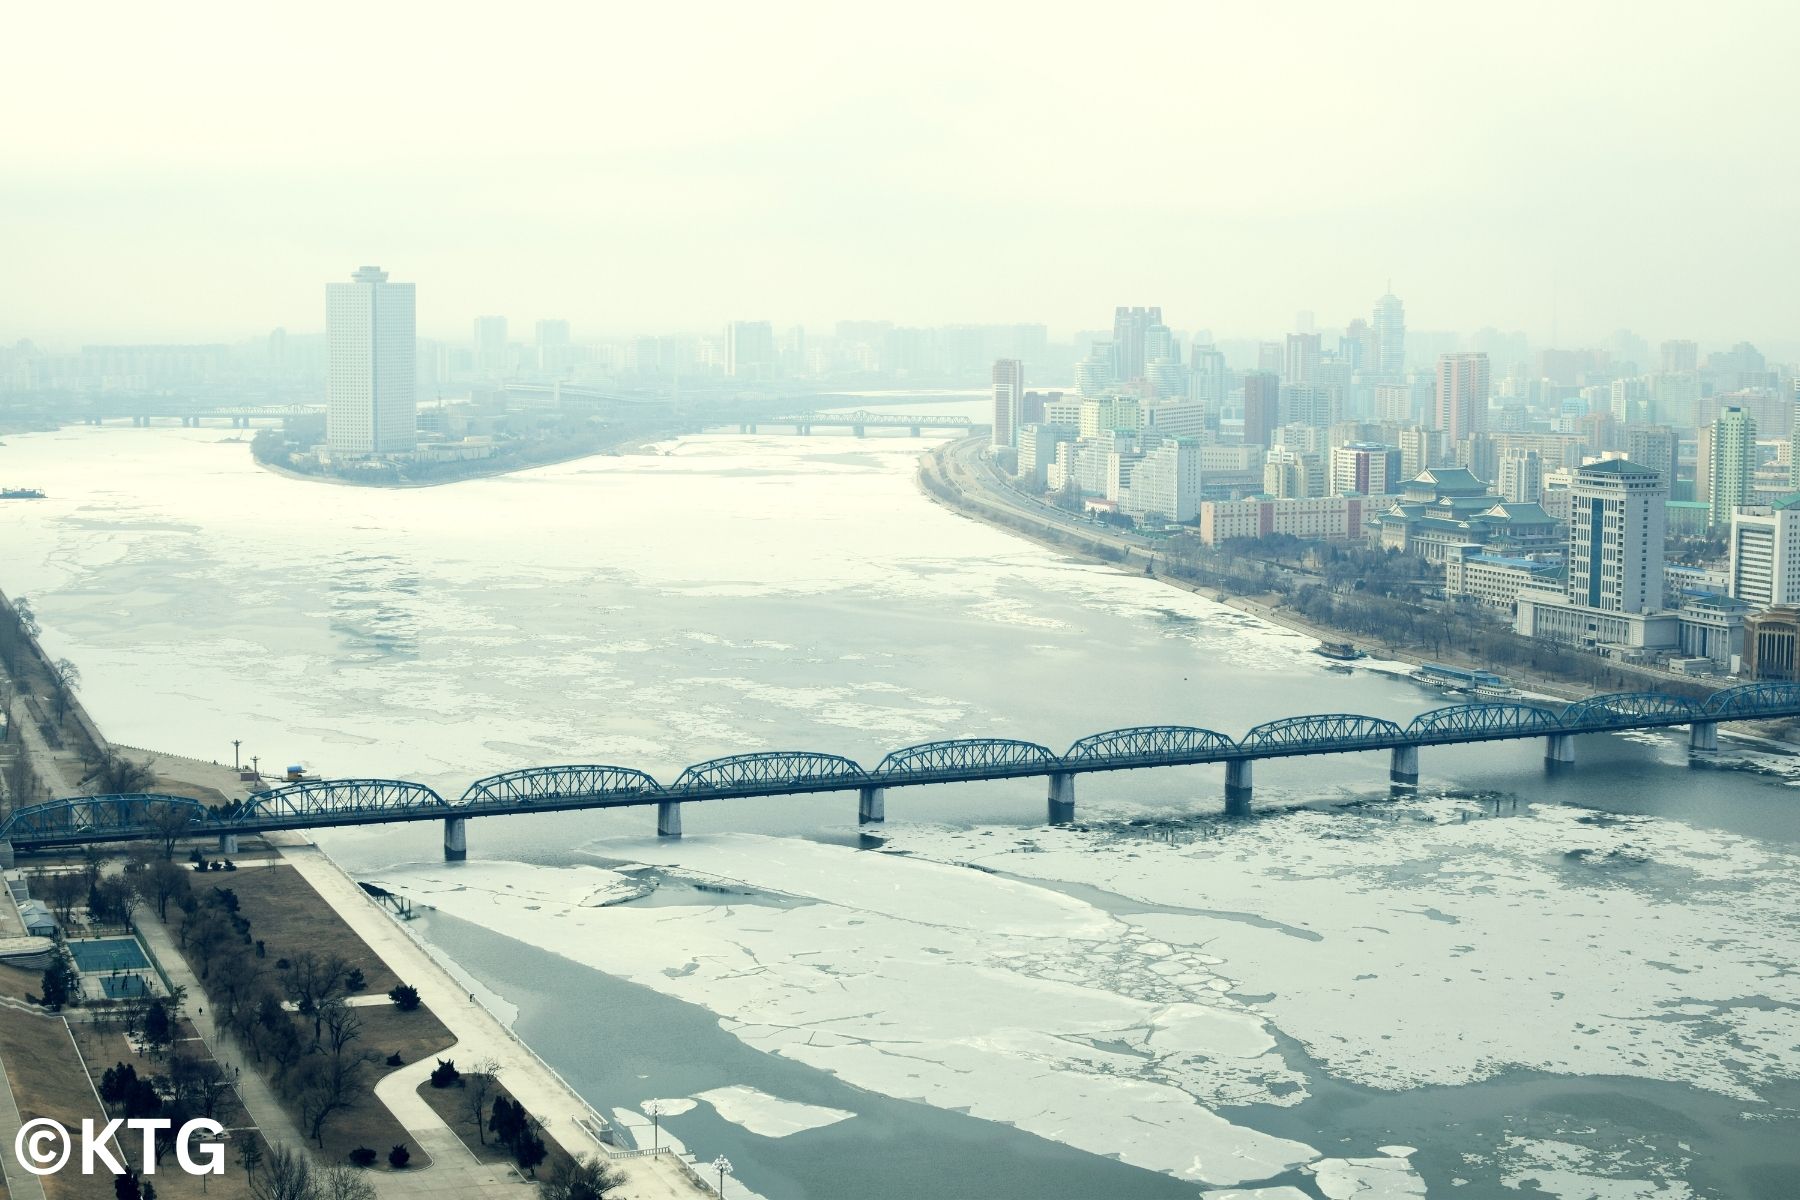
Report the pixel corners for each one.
[67,937,150,972]
[98,975,152,998]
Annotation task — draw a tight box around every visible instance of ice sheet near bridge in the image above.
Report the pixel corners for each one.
[368,794,1798,1192]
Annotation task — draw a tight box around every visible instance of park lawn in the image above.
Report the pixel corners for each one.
[301,1002,449,1170]
[356,1004,455,1071]
[297,1002,457,1168]
[62,1018,262,1200]
[415,1074,576,1180]
[0,1011,113,1200]
[161,863,457,1170]
[210,864,401,995]
[69,1017,254,1133]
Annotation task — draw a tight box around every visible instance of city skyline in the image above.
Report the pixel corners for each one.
[3,2,1796,345]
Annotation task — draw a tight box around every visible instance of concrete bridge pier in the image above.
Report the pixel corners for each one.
[909,426,922,437]
[852,425,866,437]
[1225,760,1253,816]
[1389,745,1419,787]
[443,817,467,862]
[858,786,886,824]
[0,840,13,869]
[217,833,239,856]
[657,800,683,838]
[1545,733,1576,767]
[1047,772,1075,824]
[1689,721,1719,753]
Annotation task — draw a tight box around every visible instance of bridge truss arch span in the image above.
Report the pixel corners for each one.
[0,794,211,846]
[1239,713,1406,754]
[1700,683,1800,719]
[1062,726,1236,765]
[460,765,663,808]
[238,779,450,823]
[875,738,1057,778]
[1560,692,1697,729]
[672,751,866,793]
[1407,703,1562,741]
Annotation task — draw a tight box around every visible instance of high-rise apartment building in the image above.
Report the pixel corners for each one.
[1280,384,1334,429]
[1496,448,1543,503]
[1729,501,1800,609]
[1791,406,1800,490]
[326,265,416,457]
[535,319,572,372]
[1145,357,1187,400]
[1650,372,1700,429]
[1264,449,1326,499]
[1709,406,1757,526]
[1340,319,1375,373]
[1375,384,1414,424]
[992,359,1023,449]
[1143,323,1174,366]
[1074,342,1119,396]
[1188,345,1227,416]
[726,321,777,378]
[1435,352,1490,442]
[473,315,509,375]
[1372,290,1405,376]
[1330,442,1401,497]
[1624,425,1678,489]
[1661,339,1699,374]
[1112,306,1161,380]
[1242,372,1280,448]
[1283,332,1321,384]
[1566,459,1667,614]
[1122,437,1204,522]
[1399,426,1444,479]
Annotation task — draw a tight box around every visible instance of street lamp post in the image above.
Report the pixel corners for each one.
[644,1100,661,1153]
[711,1155,732,1196]
[232,739,241,770]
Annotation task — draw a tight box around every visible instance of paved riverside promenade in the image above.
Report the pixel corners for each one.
[273,834,710,1200]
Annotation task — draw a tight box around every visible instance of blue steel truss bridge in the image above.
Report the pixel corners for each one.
[4,684,1796,861]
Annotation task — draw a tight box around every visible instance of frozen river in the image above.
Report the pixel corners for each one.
[4,417,1798,1199]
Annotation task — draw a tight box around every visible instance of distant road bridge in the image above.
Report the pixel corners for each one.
[502,383,670,409]
[726,410,974,437]
[82,403,323,428]
[3,684,1794,863]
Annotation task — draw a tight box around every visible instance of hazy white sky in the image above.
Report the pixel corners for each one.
[3,1,1796,347]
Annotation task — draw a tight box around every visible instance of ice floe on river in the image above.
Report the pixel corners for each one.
[367,793,1800,1189]
[371,836,1317,1186]
[694,1086,852,1137]
[881,796,1800,1101]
